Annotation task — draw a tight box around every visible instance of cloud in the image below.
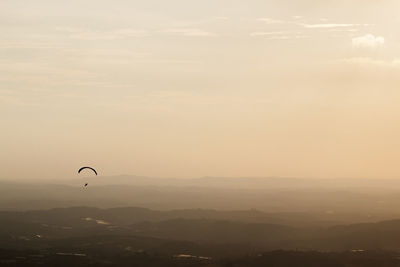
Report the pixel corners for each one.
[302,23,367,28]
[292,16,303,20]
[214,16,229,20]
[59,26,217,39]
[352,34,385,48]
[257,18,284,24]
[58,27,149,40]
[163,28,216,37]
[327,28,359,33]
[250,31,308,40]
[250,31,288,36]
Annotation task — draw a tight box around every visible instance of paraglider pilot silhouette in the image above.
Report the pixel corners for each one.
[78,167,97,187]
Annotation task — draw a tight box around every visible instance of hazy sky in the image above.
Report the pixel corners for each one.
[2,0,400,180]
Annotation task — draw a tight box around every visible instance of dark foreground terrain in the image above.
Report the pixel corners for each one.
[1,249,400,267]
[2,207,400,266]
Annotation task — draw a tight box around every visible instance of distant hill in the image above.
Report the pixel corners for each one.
[52,175,400,192]
[3,179,400,226]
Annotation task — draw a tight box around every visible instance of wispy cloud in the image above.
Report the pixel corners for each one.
[257,17,285,24]
[327,28,359,33]
[301,23,369,28]
[250,31,308,40]
[163,28,216,37]
[250,31,289,37]
[57,27,149,40]
[352,34,385,48]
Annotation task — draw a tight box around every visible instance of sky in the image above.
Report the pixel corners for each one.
[1,0,400,180]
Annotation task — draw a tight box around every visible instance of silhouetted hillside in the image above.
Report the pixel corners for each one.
[3,207,400,252]
[1,248,400,267]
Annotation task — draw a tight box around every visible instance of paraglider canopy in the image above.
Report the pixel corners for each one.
[78,167,97,175]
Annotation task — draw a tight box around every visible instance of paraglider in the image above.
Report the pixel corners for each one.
[78,167,97,187]
[78,167,97,175]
